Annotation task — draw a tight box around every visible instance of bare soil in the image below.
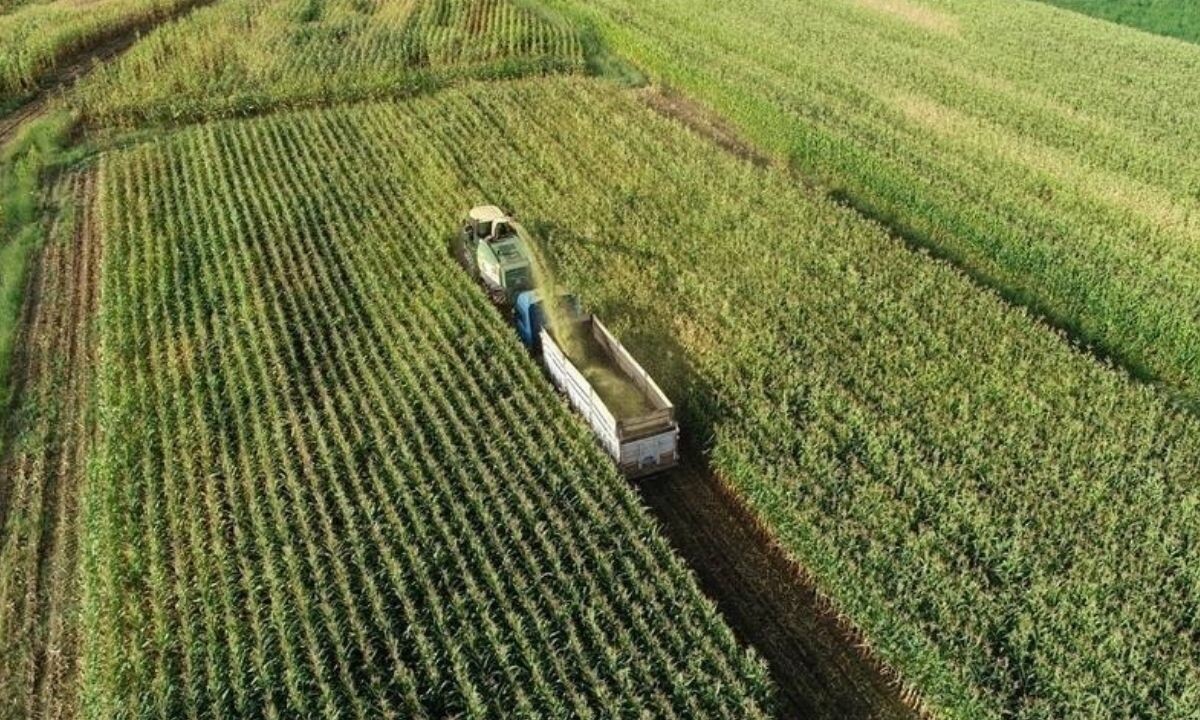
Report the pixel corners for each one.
[0,168,100,720]
[636,452,923,720]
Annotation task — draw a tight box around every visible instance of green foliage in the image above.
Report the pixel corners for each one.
[0,110,73,417]
[511,0,642,85]
[1039,0,1200,44]
[33,2,1200,717]
[82,80,772,717]
[74,0,586,127]
[131,77,1200,720]
[0,0,191,105]
[536,0,1200,406]
[494,78,1200,720]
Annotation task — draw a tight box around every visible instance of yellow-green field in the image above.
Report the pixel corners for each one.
[3,1,1199,718]
[543,0,1200,405]
[0,0,193,107]
[74,0,584,126]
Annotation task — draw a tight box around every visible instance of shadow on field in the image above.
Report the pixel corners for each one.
[635,452,919,720]
[527,216,920,718]
[602,311,920,719]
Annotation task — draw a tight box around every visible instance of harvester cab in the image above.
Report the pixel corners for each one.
[454,205,535,305]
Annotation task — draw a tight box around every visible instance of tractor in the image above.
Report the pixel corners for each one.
[452,205,535,306]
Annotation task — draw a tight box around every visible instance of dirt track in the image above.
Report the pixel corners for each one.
[638,86,773,170]
[0,169,99,720]
[636,455,920,719]
[0,98,47,148]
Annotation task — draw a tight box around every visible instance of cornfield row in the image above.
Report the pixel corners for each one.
[83,86,771,717]
[247,77,1200,719]
[73,0,584,127]
[540,0,1200,403]
[0,0,190,106]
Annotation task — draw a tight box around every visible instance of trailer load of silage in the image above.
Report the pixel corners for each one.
[551,321,655,419]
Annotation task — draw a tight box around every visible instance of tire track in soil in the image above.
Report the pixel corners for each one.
[0,168,100,720]
[0,98,47,147]
[635,452,922,720]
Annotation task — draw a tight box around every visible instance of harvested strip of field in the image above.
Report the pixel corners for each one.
[1,113,77,437]
[0,167,97,720]
[538,0,1200,405]
[217,76,1200,719]
[73,0,584,127]
[83,88,772,716]
[639,457,918,719]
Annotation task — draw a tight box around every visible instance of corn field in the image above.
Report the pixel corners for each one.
[541,0,1200,404]
[6,0,1200,716]
[73,0,584,127]
[0,0,189,106]
[210,77,1200,720]
[83,80,771,717]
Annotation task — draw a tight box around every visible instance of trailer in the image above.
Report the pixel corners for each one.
[515,290,679,478]
[451,205,680,478]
